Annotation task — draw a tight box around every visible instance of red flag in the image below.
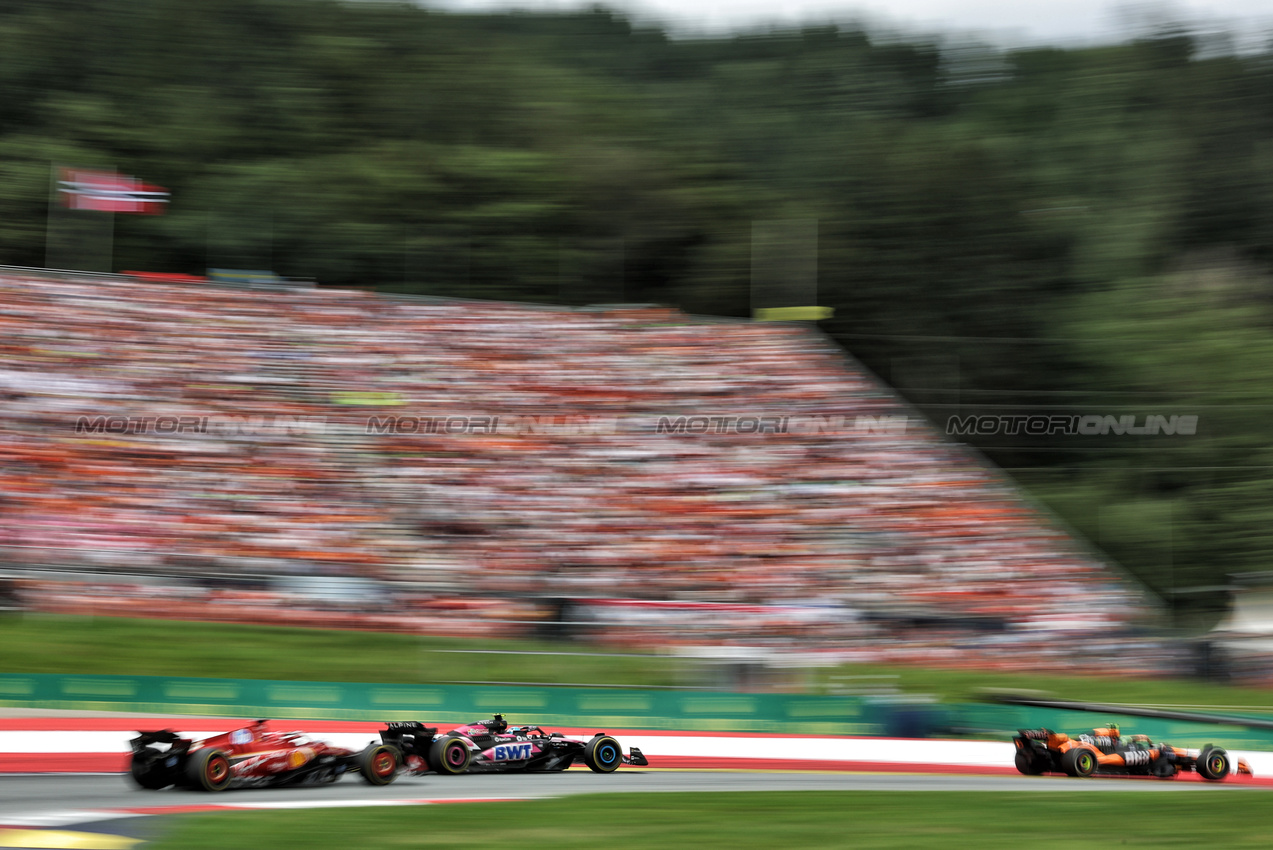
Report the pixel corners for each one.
[59,169,169,214]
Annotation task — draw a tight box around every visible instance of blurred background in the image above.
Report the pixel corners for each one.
[3,0,1273,690]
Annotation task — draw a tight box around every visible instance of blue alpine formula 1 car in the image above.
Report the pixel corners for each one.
[378,715,648,775]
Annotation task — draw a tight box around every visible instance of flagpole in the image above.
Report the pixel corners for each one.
[44,162,58,268]
[46,167,166,271]
[104,168,115,274]
[106,206,115,275]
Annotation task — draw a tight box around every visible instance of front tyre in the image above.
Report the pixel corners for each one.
[584,735,623,774]
[185,748,232,792]
[430,736,472,775]
[1197,746,1230,781]
[359,743,401,786]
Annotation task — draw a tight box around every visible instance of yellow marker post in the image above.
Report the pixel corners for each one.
[753,306,834,322]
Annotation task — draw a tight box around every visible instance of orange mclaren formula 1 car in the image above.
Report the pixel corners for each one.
[1012,725,1253,781]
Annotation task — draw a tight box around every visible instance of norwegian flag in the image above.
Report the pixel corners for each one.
[59,168,169,214]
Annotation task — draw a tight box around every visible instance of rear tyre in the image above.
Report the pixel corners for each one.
[1061,747,1097,778]
[1197,746,1230,782]
[359,743,401,786]
[584,735,623,774]
[430,736,472,775]
[1014,750,1044,776]
[129,753,172,790]
[185,748,232,792]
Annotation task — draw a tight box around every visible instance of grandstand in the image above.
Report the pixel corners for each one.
[0,269,1160,671]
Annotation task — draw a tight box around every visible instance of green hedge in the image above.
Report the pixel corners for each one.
[0,673,879,734]
[5,672,1272,748]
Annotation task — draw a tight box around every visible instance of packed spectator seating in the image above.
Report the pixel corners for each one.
[0,270,1155,671]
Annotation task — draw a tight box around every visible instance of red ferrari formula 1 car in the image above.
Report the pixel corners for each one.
[1012,725,1253,781]
[379,715,648,775]
[129,720,402,791]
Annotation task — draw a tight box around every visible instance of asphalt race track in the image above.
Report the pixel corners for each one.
[3,768,1267,828]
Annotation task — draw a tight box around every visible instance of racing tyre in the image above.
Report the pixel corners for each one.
[185,748,232,792]
[359,743,401,786]
[129,753,172,790]
[1061,747,1097,778]
[430,736,472,775]
[1197,746,1230,782]
[1014,750,1045,776]
[584,735,623,774]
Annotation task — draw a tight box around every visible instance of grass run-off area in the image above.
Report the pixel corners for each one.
[3,612,1273,710]
[147,791,1273,849]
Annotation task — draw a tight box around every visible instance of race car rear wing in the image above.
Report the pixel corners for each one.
[130,730,193,756]
[379,721,439,761]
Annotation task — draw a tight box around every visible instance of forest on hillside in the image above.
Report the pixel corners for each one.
[3,0,1273,623]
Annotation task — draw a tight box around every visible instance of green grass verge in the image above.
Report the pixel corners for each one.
[2,612,1272,711]
[805,662,1273,710]
[146,791,1273,849]
[0,613,686,688]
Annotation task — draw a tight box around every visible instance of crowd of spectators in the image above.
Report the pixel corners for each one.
[0,270,1158,671]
